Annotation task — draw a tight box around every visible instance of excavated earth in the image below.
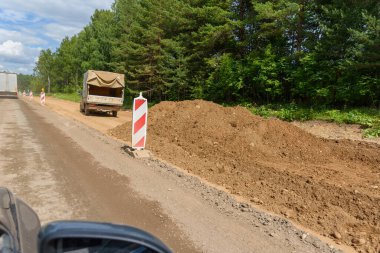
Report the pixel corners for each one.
[109,100,380,253]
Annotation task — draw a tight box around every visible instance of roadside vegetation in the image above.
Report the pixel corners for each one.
[20,0,379,137]
[50,93,81,103]
[247,104,380,138]
[31,0,378,108]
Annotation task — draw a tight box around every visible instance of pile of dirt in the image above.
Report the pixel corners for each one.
[110,100,380,253]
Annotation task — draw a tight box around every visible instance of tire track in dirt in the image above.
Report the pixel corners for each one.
[0,98,77,223]
[0,98,199,253]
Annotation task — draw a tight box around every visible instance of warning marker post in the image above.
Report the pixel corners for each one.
[132,92,148,150]
[40,90,46,106]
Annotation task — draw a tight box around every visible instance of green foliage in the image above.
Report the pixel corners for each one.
[32,0,379,109]
[250,103,314,121]
[17,74,33,92]
[247,45,284,102]
[205,53,243,102]
[249,104,380,138]
[51,93,81,103]
[364,124,380,138]
[315,109,378,127]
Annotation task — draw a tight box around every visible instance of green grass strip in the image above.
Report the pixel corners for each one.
[246,103,380,138]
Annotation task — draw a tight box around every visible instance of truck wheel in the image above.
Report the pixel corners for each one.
[85,105,90,116]
[112,111,117,117]
[80,103,84,112]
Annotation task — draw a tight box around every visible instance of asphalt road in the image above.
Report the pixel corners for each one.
[0,97,346,253]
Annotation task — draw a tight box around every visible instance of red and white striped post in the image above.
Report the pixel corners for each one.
[40,91,46,106]
[132,92,148,150]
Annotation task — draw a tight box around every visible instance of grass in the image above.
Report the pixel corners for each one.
[50,92,81,103]
[50,93,157,110]
[122,97,158,110]
[246,103,380,138]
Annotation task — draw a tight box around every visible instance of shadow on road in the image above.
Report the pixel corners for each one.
[0,96,18,99]
[80,110,117,118]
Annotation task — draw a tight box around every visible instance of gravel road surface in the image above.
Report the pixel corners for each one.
[0,97,349,253]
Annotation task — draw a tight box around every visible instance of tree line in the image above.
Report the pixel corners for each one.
[33,0,379,107]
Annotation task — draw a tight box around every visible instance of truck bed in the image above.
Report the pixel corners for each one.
[86,95,123,106]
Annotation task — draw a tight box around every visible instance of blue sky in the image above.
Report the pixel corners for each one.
[0,0,114,74]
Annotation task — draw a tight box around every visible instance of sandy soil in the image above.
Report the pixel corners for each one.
[0,96,347,253]
[0,97,197,252]
[110,100,380,253]
[28,95,132,134]
[292,121,380,145]
[0,98,76,223]
[19,95,380,252]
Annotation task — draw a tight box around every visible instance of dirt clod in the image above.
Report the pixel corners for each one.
[332,231,342,240]
[352,238,366,245]
[251,197,263,205]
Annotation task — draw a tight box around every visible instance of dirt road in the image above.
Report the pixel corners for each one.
[0,96,347,253]
[0,97,196,252]
[35,96,133,134]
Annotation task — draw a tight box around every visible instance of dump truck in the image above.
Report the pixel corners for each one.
[80,70,125,117]
[0,72,18,97]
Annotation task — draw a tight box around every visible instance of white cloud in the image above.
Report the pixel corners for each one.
[0,40,24,57]
[0,1,113,27]
[17,67,29,73]
[0,28,45,45]
[43,23,82,42]
[0,0,114,74]
[0,9,29,23]
[0,40,40,73]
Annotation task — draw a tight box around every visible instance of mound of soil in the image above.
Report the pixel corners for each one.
[110,100,380,252]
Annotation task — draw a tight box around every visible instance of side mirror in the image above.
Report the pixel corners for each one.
[0,229,12,253]
[38,221,172,253]
[1,187,40,253]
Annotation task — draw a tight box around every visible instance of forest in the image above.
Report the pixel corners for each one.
[32,0,379,107]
